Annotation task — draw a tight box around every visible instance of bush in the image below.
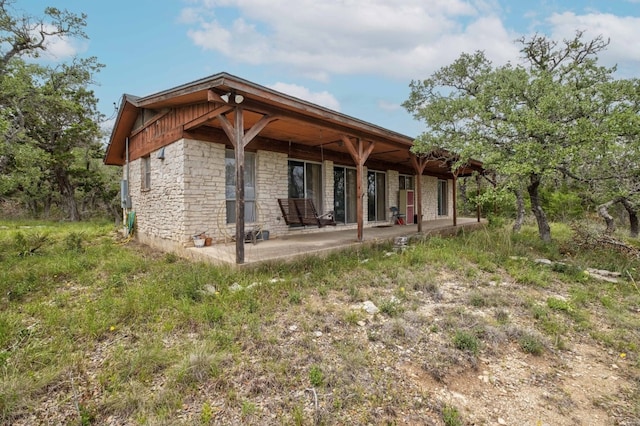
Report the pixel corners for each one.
[453,330,479,355]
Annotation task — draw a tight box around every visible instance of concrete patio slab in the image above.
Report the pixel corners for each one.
[184,217,486,267]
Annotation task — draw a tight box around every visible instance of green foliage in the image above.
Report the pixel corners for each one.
[453,330,479,355]
[404,32,638,241]
[200,402,214,424]
[379,298,403,317]
[309,365,324,387]
[442,404,463,426]
[518,333,545,355]
[542,188,586,221]
[1,220,639,424]
[0,1,115,220]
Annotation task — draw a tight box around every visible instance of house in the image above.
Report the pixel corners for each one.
[104,72,482,264]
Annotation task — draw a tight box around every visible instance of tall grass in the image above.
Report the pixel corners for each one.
[0,219,639,424]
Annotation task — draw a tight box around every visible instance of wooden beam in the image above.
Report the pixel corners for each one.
[207,89,225,103]
[341,135,376,242]
[411,155,428,233]
[476,174,481,222]
[234,107,246,264]
[130,109,172,138]
[452,175,457,226]
[218,114,236,148]
[183,105,234,131]
[221,107,279,264]
[243,114,280,146]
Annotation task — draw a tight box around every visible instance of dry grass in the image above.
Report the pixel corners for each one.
[0,220,639,425]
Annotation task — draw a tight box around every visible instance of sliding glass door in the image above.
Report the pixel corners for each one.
[288,160,323,213]
[367,170,386,222]
[334,166,357,224]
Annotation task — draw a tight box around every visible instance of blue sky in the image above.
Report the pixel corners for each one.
[20,0,640,138]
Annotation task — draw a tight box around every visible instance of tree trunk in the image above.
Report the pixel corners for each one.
[527,174,551,242]
[597,200,616,235]
[43,196,51,218]
[512,187,525,232]
[620,198,639,238]
[55,165,80,221]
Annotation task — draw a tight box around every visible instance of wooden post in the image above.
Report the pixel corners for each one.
[476,173,481,222]
[218,106,278,264]
[342,135,375,242]
[411,155,428,233]
[452,175,457,227]
[234,107,245,263]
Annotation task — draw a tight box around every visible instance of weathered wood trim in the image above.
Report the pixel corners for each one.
[411,155,428,233]
[218,115,236,148]
[130,109,172,138]
[129,127,183,160]
[234,107,246,264]
[452,175,458,226]
[243,115,280,146]
[183,105,234,131]
[341,135,376,242]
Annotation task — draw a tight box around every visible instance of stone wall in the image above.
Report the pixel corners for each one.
[420,176,439,220]
[125,136,457,252]
[183,138,226,243]
[126,140,187,247]
[256,150,289,238]
[387,170,399,223]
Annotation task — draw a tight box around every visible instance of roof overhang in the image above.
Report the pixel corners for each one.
[104,72,482,177]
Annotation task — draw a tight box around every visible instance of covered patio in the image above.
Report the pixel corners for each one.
[184,217,485,267]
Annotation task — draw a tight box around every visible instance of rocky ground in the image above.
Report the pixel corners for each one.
[9,245,640,425]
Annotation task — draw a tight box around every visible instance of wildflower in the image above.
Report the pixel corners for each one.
[109,325,116,331]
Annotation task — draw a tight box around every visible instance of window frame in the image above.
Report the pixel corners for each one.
[437,179,448,216]
[399,174,414,190]
[287,158,324,211]
[141,156,151,191]
[367,170,387,222]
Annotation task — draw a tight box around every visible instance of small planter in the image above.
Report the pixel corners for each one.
[193,238,205,248]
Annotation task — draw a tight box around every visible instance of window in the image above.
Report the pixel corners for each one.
[367,170,386,221]
[399,174,414,190]
[225,150,256,224]
[288,160,323,214]
[334,166,357,224]
[437,179,448,216]
[142,156,151,190]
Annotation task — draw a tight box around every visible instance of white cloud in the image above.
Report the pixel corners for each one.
[268,82,341,111]
[545,12,640,75]
[182,0,519,80]
[181,1,640,83]
[378,99,401,112]
[36,24,84,60]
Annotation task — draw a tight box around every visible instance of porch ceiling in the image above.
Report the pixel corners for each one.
[105,72,481,177]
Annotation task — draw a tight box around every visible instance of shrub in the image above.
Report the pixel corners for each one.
[453,330,479,355]
[442,404,463,426]
[518,333,545,355]
[309,365,324,387]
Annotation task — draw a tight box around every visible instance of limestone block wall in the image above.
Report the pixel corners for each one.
[420,175,439,220]
[125,135,459,253]
[417,176,454,219]
[387,170,399,223]
[323,159,334,216]
[126,140,187,247]
[256,150,289,238]
[182,138,227,243]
